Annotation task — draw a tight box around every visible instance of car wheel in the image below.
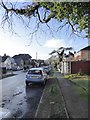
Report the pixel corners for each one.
[26,81,29,86]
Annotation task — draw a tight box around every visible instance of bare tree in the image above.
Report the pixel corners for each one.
[49,47,73,62]
[0,1,89,39]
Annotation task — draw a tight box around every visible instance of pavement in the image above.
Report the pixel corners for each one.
[0,70,23,79]
[54,71,88,118]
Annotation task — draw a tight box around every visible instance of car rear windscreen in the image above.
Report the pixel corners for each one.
[28,70,42,75]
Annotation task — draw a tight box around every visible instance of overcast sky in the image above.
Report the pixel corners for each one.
[0,1,88,60]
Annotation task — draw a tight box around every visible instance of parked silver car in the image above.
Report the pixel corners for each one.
[43,66,51,74]
[25,67,48,86]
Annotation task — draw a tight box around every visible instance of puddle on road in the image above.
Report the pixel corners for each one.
[1,98,11,107]
[13,108,23,118]
[1,85,44,118]
[13,86,24,96]
[2,99,10,107]
[1,86,25,108]
[13,91,23,96]
[17,100,23,105]
[4,90,27,118]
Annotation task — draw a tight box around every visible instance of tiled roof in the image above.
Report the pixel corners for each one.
[13,54,32,60]
[2,56,9,62]
[80,45,90,51]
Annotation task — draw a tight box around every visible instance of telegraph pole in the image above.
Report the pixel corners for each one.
[36,52,37,60]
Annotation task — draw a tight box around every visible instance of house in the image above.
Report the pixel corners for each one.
[4,57,17,70]
[30,59,38,67]
[61,45,90,75]
[2,54,9,63]
[0,54,17,70]
[0,55,8,76]
[71,45,90,74]
[48,55,59,65]
[61,52,74,74]
[74,45,90,61]
[13,54,32,69]
[0,54,8,69]
[1,54,9,68]
[64,52,74,61]
[37,59,48,67]
[0,54,22,76]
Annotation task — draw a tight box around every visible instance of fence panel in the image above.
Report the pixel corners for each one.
[71,61,90,74]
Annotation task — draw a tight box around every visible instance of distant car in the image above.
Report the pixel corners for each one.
[0,108,13,119]
[25,67,48,86]
[43,66,51,74]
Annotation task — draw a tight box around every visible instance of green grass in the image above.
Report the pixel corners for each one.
[36,78,67,118]
[45,79,67,118]
[49,69,55,78]
[65,74,89,79]
[74,80,88,91]
[64,74,89,100]
[64,74,89,92]
[75,86,88,100]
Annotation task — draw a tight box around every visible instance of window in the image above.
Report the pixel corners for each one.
[28,70,42,75]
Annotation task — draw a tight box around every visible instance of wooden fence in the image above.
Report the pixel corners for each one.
[71,61,90,75]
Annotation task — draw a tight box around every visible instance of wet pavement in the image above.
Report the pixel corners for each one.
[0,71,44,118]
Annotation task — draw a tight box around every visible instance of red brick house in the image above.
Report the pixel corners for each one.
[74,45,90,61]
[71,45,90,74]
[61,45,90,75]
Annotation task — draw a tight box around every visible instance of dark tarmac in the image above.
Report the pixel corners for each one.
[0,71,44,118]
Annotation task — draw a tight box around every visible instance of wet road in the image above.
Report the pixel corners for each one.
[0,71,44,118]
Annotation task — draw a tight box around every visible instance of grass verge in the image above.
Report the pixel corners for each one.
[64,74,89,91]
[64,74,89,99]
[35,77,67,118]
